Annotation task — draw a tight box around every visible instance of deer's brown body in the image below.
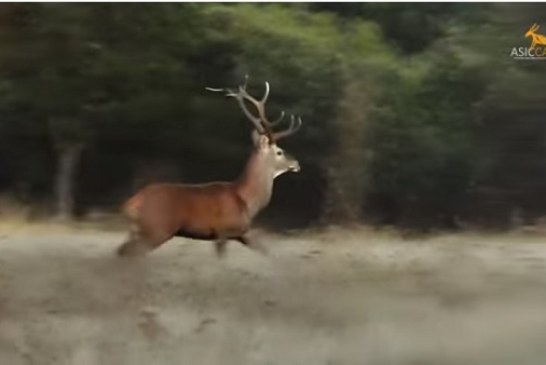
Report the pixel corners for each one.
[117,79,301,257]
[124,182,250,241]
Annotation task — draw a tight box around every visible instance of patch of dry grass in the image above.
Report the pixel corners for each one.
[0,196,126,234]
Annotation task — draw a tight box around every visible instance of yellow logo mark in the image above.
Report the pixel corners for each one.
[525,23,546,49]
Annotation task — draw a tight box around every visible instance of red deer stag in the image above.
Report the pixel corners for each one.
[117,79,302,257]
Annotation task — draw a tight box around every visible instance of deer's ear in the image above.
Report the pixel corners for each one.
[258,135,271,149]
[252,131,271,149]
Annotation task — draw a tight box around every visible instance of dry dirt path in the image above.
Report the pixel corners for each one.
[0,228,546,365]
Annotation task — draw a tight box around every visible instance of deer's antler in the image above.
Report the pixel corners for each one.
[207,76,302,143]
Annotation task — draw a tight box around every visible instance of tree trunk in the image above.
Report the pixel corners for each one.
[320,81,370,225]
[54,144,84,220]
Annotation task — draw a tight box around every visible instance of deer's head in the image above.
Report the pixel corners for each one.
[526,23,540,38]
[207,78,301,179]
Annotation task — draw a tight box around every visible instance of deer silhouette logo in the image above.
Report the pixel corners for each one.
[525,23,546,49]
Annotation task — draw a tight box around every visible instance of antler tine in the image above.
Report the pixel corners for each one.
[233,80,276,139]
[238,81,272,122]
[269,110,286,127]
[206,84,267,134]
[234,97,267,134]
[205,86,240,98]
[243,74,249,89]
[272,115,302,141]
[205,87,227,93]
[255,82,287,128]
[261,81,270,103]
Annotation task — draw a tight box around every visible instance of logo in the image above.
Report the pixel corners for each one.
[511,23,546,60]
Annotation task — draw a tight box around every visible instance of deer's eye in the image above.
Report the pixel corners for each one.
[276,150,283,156]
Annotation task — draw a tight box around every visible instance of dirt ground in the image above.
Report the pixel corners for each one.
[1,227,546,365]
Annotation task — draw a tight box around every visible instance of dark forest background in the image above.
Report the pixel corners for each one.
[0,3,545,230]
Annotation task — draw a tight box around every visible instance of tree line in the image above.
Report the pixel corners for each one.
[0,3,545,230]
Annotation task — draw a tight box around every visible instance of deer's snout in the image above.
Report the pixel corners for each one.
[289,160,300,172]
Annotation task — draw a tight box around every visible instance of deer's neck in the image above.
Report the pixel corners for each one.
[235,150,275,219]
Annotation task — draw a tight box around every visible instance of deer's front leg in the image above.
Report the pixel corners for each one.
[214,238,228,258]
[235,235,268,255]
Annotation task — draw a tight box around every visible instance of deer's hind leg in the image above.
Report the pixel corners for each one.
[117,238,151,257]
[117,222,152,257]
[117,222,174,257]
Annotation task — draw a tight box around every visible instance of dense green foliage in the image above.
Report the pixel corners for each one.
[0,3,545,229]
